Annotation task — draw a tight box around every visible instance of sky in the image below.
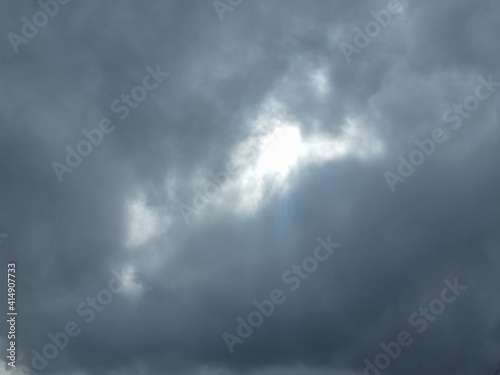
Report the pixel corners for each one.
[1,0,500,374]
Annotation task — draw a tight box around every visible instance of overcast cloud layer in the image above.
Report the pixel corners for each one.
[1,0,500,374]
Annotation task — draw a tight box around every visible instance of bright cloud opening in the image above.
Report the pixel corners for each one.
[178,98,386,219]
[255,126,304,177]
[223,99,385,214]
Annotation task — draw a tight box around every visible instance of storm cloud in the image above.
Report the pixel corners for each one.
[1,0,500,374]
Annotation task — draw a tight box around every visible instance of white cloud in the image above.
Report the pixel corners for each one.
[124,193,168,249]
[216,99,385,214]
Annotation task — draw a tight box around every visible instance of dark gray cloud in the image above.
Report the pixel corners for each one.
[1,0,500,374]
